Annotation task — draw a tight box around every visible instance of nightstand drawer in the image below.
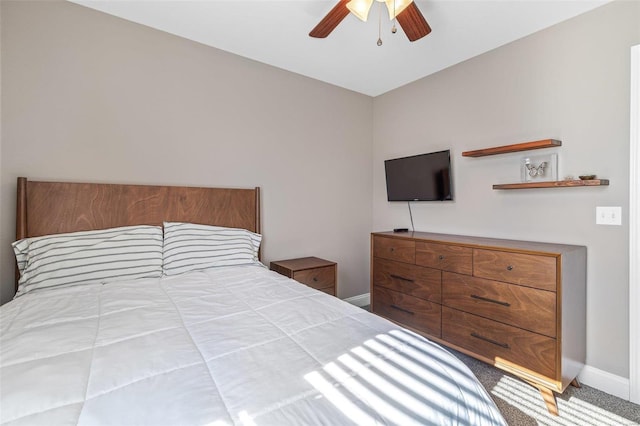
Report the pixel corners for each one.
[416,242,472,274]
[373,286,441,338]
[373,236,415,264]
[270,257,337,297]
[442,307,556,379]
[442,272,556,337]
[473,249,557,291]
[373,258,441,303]
[318,286,336,296]
[294,266,335,290]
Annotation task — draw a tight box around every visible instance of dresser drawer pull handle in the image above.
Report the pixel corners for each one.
[313,277,318,282]
[438,255,445,260]
[390,304,415,315]
[390,247,395,252]
[506,265,514,271]
[470,294,511,307]
[470,332,510,349]
[390,274,414,283]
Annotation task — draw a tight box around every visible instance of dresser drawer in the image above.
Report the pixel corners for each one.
[473,249,557,291]
[415,242,472,275]
[373,286,441,337]
[293,266,335,291]
[373,258,441,303]
[442,272,556,337]
[373,236,415,264]
[442,307,556,379]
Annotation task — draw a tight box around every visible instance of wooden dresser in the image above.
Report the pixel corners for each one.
[371,231,586,415]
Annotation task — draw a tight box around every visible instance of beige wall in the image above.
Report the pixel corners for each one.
[373,0,639,379]
[0,1,373,303]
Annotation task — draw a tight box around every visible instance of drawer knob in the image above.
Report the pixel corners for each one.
[313,277,318,282]
[439,255,445,260]
[506,265,514,271]
[390,247,395,252]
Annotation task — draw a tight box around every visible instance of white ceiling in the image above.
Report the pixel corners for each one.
[70,0,610,97]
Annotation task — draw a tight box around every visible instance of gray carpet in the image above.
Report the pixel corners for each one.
[360,305,640,425]
[451,349,639,426]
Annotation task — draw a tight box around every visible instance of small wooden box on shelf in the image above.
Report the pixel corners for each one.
[270,256,337,296]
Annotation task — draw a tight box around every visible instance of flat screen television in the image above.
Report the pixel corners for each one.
[384,150,453,201]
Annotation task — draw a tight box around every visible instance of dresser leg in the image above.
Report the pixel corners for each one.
[536,386,559,416]
[570,378,581,388]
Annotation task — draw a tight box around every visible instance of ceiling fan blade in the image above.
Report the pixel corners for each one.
[396,2,432,42]
[309,0,350,38]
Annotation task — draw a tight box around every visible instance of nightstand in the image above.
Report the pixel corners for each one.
[270,256,337,296]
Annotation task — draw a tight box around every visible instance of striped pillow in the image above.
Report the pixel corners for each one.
[13,225,163,297]
[162,222,261,276]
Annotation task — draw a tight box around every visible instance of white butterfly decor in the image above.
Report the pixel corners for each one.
[525,159,547,177]
[521,154,558,183]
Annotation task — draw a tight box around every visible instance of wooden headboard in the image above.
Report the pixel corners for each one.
[15,177,261,290]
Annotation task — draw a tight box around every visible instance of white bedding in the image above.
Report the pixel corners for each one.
[1,263,506,425]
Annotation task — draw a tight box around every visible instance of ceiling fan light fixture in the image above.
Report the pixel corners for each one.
[309,0,430,42]
[346,0,374,22]
[383,0,413,20]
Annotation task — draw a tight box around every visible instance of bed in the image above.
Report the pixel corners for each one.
[0,177,507,426]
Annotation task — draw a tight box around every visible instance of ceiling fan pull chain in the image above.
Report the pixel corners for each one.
[391,0,397,34]
[377,2,383,46]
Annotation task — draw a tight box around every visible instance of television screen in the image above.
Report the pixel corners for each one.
[384,150,453,201]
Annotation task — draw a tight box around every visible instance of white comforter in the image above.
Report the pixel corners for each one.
[1,264,506,425]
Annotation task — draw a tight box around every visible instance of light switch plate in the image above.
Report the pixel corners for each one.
[596,206,622,225]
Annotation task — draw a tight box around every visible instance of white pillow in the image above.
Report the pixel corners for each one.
[13,225,163,297]
[162,222,261,276]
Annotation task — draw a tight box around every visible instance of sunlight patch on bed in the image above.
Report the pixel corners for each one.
[302,331,505,426]
[238,410,256,426]
[304,370,376,425]
[204,420,232,426]
[359,339,463,401]
[322,360,421,425]
[338,351,433,419]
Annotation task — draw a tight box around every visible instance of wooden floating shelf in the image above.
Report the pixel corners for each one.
[462,139,562,157]
[493,179,609,190]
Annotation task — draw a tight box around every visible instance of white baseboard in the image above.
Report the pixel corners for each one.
[579,365,630,400]
[342,293,370,307]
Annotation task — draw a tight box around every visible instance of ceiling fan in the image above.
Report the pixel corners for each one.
[309,0,431,43]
